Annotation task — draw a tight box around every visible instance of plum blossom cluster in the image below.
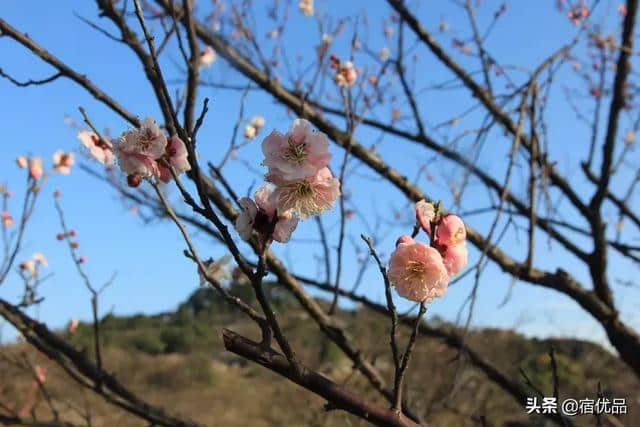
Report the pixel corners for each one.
[387,200,468,302]
[330,55,357,87]
[244,115,266,139]
[113,117,191,187]
[16,151,74,180]
[235,119,340,243]
[567,2,589,25]
[19,253,48,278]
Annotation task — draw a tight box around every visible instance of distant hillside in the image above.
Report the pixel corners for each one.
[1,283,636,426]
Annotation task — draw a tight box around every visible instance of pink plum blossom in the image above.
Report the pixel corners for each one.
[387,241,449,302]
[244,124,257,139]
[19,260,36,277]
[624,130,635,145]
[158,135,191,182]
[619,3,627,16]
[117,151,160,181]
[415,200,435,235]
[32,252,48,267]
[441,243,468,277]
[299,0,314,16]
[119,117,167,159]
[262,118,331,180]
[269,166,340,219]
[16,156,28,169]
[334,61,357,87]
[235,197,259,241]
[67,319,79,334]
[53,150,75,174]
[254,184,298,243]
[568,4,589,25]
[200,46,217,68]
[272,209,298,243]
[435,214,466,247]
[115,117,167,182]
[234,184,299,243]
[34,365,47,384]
[29,157,43,180]
[1,211,13,228]
[78,131,114,165]
[396,235,415,247]
[254,184,277,218]
[251,115,266,130]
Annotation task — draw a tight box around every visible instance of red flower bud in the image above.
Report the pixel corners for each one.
[127,174,142,188]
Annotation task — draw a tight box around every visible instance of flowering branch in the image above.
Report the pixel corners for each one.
[362,234,428,414]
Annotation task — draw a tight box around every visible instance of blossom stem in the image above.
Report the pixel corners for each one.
[252,231,302,378]
[394,302,426,411]
[151,182,267,327]
[361,235,402,408]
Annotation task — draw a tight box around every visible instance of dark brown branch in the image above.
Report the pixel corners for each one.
[221,329,420,427]
[181,0,200,133]
[586,0,638,310]
[386,0,591,222]
[591,0,638,208]
[0,18,139,126]
[0,69,62,87]
[0,298,202,427]
[0,414,80,427]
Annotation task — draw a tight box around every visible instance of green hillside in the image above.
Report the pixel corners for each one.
[1,284,636,426]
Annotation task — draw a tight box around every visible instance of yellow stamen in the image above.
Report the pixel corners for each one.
[404,260,427,283]
[283,137,308,164]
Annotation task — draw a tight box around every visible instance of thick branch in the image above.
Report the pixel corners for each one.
[0,298,202,427]
[591,0,638,208]
[0,18,139,126]
[221,329,420,427]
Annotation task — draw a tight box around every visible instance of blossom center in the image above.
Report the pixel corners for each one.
[452,228,465,245]
[404,260,427,283]
[138,129,157,149]
[283,138,308,164]
[292,181,313,198]
[91,135,109,150]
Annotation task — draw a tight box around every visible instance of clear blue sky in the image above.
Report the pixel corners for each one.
[1,1,638,349]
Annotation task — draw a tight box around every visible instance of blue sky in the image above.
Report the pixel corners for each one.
[1,0,638,349]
